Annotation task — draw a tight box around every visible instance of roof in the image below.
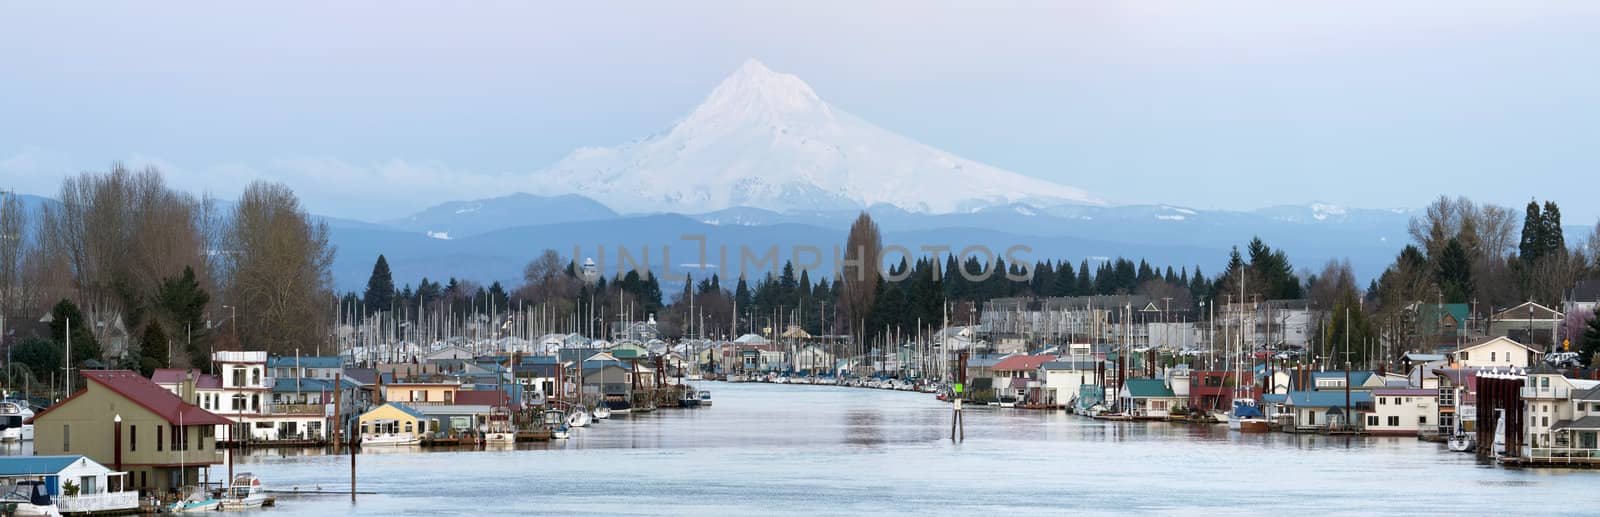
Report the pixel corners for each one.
[271,378,352,392]
[452,390,509,407]
[267,356,343,369]
[31,370,233,426]
[1372,388,1437,397]
[343,368,377,385]
[1403,353,1447,362]
[366,402,428,420]
[1040,359,1101,371]
[0,456,102,476]
[149,369,221,389]
[1574,385,1600,402]
[412,404,496,416]
[1124,379,1177,398]
[1285,390,1373,408]
[1311,371,1376,386]
[1553,416,1600,431]
[1492,301,1562,320]
[993,354,1057,372]
[1457,336,1537,354]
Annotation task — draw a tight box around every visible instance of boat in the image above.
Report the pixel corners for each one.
[543,409,570,439]
[482,409,516,444]
[167,486,221,513]
[1447,432,1476,452]
[0,480,60,516]
[0,402,34,442]
[566,408,591,428]
[698,390,713,406]
[1228,399,1270,433]
[604,396,633,414]
[218,473,269,510]
[997,395,1018,409]
[678,390,701,408]
[593,404,612,420]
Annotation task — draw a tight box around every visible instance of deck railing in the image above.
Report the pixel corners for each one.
[57,491,140,513]
[1524,447,1600,460]
[271,404,327,415]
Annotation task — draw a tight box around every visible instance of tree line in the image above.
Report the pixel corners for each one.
[0,165,335,396]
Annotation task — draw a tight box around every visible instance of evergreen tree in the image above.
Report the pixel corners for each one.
[1520,201,1544,260]
[156,266,210,370]
[1541,201,1565,258]
[1435,238,1473,303]
[138,321,170,376]
[1581,307,1600,368]
[364,254,395,314]
[1053,260,1077,297]
[1076,260,1092,294]
[49,299,101,364]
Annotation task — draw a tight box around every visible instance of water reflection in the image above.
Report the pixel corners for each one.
[222,381,1591,515]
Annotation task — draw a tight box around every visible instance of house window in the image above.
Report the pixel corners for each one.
[1367,415,1378,426]
[157,426,164,452]
[1460,352,1469,360]
[1379,397,1386,405]
[232,367,246,387]
[1388,416,1400,426]
[1419,416,1427,425]
[63,425,70,451]
[130,425,137,452]
[1490,352,1496,362]
[251,368,261,386]
[1543,416,1549,427]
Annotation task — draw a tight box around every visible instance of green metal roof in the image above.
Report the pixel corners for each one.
[1124,379,1175,398]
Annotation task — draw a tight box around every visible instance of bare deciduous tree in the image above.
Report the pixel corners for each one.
[221,181,336,355]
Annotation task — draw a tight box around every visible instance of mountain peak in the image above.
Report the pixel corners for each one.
[691,59,829,123]
[533,60,1104,214]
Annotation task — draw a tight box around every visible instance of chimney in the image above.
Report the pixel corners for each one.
[182,370,199,404]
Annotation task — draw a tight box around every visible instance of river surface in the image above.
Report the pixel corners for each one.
[231,382,1584,516]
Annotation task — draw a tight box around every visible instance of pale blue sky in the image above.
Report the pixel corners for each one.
[2,1,1597,221]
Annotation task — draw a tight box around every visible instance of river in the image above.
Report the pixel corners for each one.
[235,381,1585,516]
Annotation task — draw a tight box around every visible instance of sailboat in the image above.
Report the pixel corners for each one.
[1227,277,1269,433]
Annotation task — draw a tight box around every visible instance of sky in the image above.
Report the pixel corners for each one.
[2,1,1598,222]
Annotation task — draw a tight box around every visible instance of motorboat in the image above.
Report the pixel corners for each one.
[219,473,269,510]
[543,409,570,439]
[698,390,713,406]
[1228,399,1270,433]
[593,404,612,420]
[679,390,701,408]
[604,396,633,414]
[0,402,34,442]
[997,396,1018,409]
[482,409,516,444]
[167,486,221,513]
[0,481,59,516]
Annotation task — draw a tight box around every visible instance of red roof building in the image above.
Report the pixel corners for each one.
[31,370,233,426]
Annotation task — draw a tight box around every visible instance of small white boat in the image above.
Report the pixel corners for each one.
[1,481,60,516]
[219,473,269,510]
[566,409,591,428]
[481,409,516,444]
[593,405,612,420]
[1447,433,1475,453]
[551,425,570,439]
[0,402,34,442]
[698,390,712,406]
[168,486,221,513]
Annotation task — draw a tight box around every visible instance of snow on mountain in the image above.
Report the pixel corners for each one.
[532,59,1104,214]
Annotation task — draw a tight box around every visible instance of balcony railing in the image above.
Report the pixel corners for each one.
[1521,387,1570,399]
[57,491,139,513]
[271,404,327,416]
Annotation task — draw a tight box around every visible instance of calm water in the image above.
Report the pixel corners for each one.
[232,382,1585,516]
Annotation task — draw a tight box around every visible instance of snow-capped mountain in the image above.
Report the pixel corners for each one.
[532,59,1104,214]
